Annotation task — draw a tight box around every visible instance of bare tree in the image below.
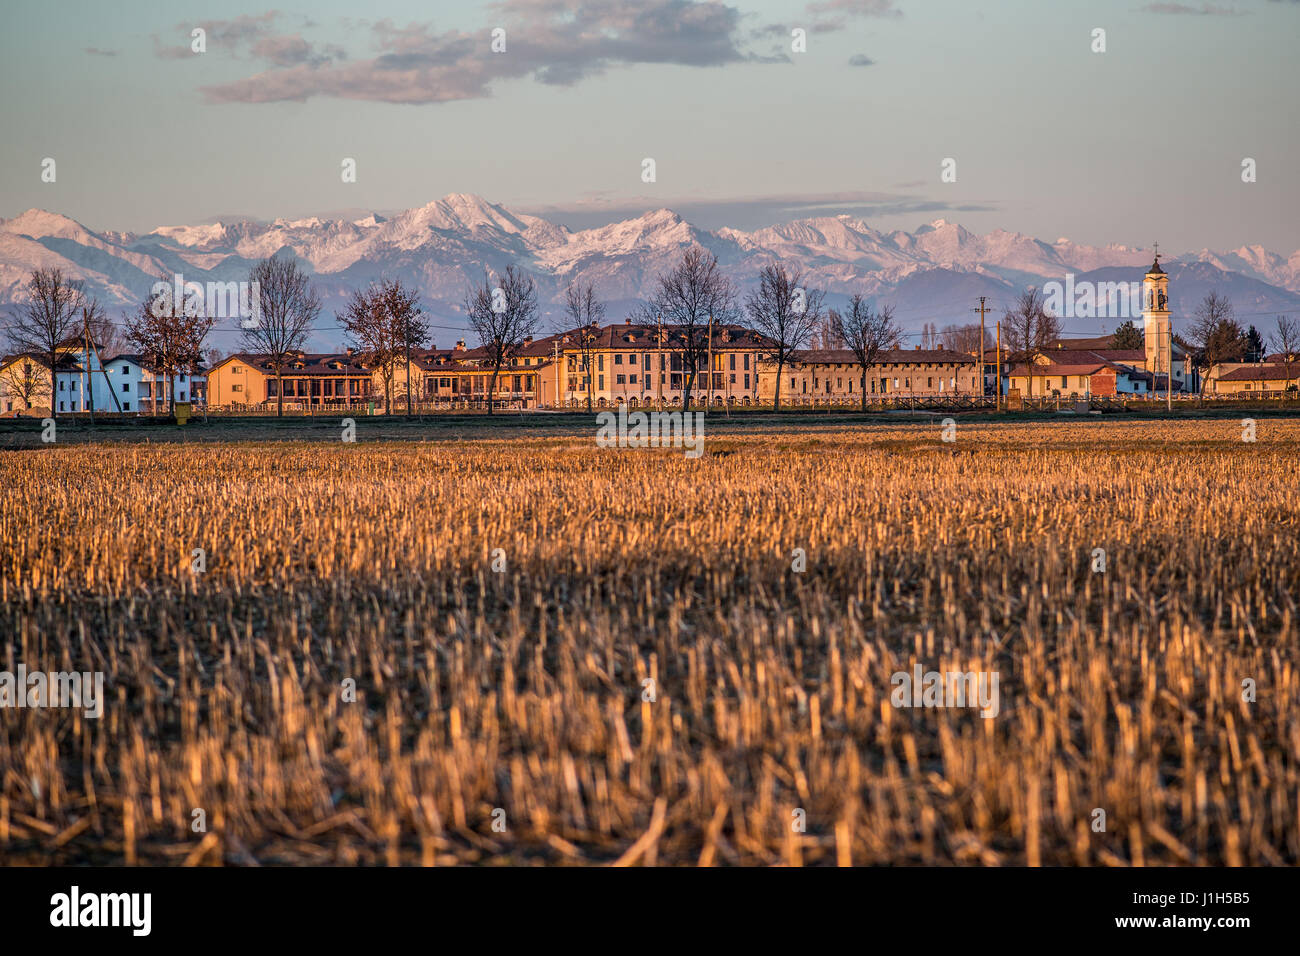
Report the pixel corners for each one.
[633,246,737,411]
[560,280,606,412]
[375,279,428,416]
[940,322,993,356]
[830,294,899,411]
[1270,314,1298,387]
[1188,291,1242,395]
[125,282,215,415]
[744,263,824,412]
[239,256,321,416]
[464,265,540,415]
[6,268,84,419]
[1001,287,1061,401]
[340,285,398,414]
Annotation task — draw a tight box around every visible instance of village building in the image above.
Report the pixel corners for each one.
[1212,364,1300,395]
[758,347,980,404]
[207,352,374,409]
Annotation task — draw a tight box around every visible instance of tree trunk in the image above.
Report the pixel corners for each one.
[48,358,57,421]
[774,356,783,412]
[277,368,284,417]
[488,367,499,415]
[861,368,868,412]
[405,346,412,417]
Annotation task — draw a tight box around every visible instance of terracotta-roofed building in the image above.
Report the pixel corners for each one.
[759,346,980,403]
[1213,364,1300,395]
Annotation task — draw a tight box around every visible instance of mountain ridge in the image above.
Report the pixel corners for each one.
[3,195,1298,349]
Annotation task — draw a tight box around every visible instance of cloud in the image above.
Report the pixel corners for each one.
[155,12,282,59]
[84,47,117,57]
[805,0,901,34]
[1141,2,1247,13]
[848,54,875,66]
[524,190,995,232]
[250,34,344,67]
[806,0,901,16]
[198,1,774,104]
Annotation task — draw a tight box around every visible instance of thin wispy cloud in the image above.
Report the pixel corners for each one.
[523,189,994,232]
[1141,2,1247,14]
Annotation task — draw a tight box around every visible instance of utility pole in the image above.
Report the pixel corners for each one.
[1170,321,1180,411]
[552,338,559,408]
[81,307,94,425]
[972,296,992,399]
[995,320,1002,412]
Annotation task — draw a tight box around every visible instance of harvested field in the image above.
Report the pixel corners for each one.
[1,418,1297,865]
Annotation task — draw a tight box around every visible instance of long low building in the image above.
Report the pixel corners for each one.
[758,347,981,404]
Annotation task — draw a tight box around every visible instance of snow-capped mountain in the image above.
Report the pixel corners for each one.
[3,194,1298,350]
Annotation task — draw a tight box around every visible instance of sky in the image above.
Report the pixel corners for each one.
[0,0,1297,253]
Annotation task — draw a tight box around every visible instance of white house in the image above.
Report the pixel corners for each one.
[94,354,206,414]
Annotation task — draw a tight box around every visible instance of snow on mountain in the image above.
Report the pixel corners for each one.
[2,194,1298,345]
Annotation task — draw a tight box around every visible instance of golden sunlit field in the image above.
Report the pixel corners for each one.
[2,418,1298,865]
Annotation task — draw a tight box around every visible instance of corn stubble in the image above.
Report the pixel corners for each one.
[1,419,1297,865]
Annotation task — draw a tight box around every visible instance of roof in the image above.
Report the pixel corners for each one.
[793,348,976,365]
[1218,365,1300,383]
[104,353,207,375]
[215,352,374,377]
[1147,257,1164,275]
[0,351,83,372]
[1041,348,1144,367]
[1008,362,1109,377]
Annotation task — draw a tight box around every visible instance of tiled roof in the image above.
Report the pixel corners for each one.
[218,352,373,377]
[794,348,976,365]
[1219,365,1300,382]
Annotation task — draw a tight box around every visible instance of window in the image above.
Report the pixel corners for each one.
[744,373,750,390]
[122,402,130,411]
[598,354,604,370]
[614,354,623,365]
[616,374,625,385]
[927,377,933,388]
[59,380,65,391]
[597,374,605,390]
[178,392,186,401]
[1062,375,1068,388]
[122,383,130,393]
[232,366,241,374]
[629,374,637,384]
[59,401,65,410]
[180,375,186,383]
[744,354,750,370]
[730,354,736,370]
[232,383,243,393]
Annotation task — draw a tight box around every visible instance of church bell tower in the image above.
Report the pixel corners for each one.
[1142,246,1170,384]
